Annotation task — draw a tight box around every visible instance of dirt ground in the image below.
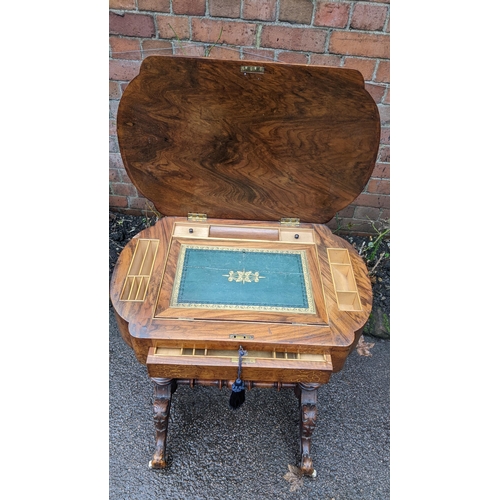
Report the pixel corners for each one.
[109,212,390,339]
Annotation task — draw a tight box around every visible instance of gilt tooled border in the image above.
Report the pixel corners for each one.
[170,245,316,314]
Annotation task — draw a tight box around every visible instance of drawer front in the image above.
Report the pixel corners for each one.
[146,347,333,384]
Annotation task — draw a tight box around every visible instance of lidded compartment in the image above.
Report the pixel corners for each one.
[116,56,380,223]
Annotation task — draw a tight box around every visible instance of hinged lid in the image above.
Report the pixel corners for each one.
[117,56,380,223]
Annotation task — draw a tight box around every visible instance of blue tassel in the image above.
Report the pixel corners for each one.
[229,346,247,409]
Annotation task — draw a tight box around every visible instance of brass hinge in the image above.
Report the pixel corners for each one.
[280,217,300,226]
[187,213,207,222]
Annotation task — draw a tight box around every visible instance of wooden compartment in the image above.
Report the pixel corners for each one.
[173,223,210,238]
[327,248,362,311]
[327,248,351,264]
[280,228,315,243]
[331,264,357,292]
[154,347,326,362]
[120,239,159,301]
[336,292,362,311]
[209,225,279,241]
[146,346,333,383]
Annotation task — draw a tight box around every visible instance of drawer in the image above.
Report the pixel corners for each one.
[279,228,314,243]
[173,223,210,238]
[146,347,333,384]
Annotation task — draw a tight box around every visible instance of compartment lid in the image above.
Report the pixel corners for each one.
[117,56,380,223]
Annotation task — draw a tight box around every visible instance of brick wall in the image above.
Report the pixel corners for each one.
[109,0,390,234]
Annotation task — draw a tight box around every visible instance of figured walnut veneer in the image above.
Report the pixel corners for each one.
[117,56,380,222]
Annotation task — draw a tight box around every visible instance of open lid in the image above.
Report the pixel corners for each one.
[117,56,380,223]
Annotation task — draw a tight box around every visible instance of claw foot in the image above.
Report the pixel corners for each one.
[301,454,315,476]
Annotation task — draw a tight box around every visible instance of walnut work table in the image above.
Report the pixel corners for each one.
[109,55,380,476]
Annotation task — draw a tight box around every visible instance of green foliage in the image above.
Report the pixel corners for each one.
[382,313,390,333]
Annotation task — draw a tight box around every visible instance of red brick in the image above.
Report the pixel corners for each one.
[109,81,122,99]
[365,83,386,104]
[137,0,170,12]
[206,45,241,60]
[346,220,380,235]
[110,168,121,182]
[276,51,308,64]
[314,1,350,28]
[172,0,206,15]
[157,15,190,40]
[337,206,355,218]
[378,104,390,125]
[109,12,155,38]
[110,154,124,170]
[173,42,206,57]
[129,196,153,210]
[110,195,128,208]
[110,0,135,8]
[279,0,313,24]
[110,119,117,136]
[209,0,241,18]
[112,182,138,197]
[120,169,132,183]
[309,54,342,67]
[383,87,390,104]
[380,126,390,145]
[109,59,141,81]
[192,18,257,46]
[243,0,277,21]
[109,36,141,60]
[379,209,390,221]
[242,48,275,61]
[343,57,376,81]
[329,32,389,58]
[261,25,327,53]
[386,15,390,33]
[372,162,390,178]
[367,179,390,195]
[120,82,129,93]
[375,60,390,83]
[377,145,390,163]
[350,4,388,31]
[353,206,384,221]
[142,39,174,58]
[110,136,119,153]
[109,100,119,119]
[352,192,390,209]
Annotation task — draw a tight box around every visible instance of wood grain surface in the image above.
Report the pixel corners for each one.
[117,56,380,222]
[109,216,372,372]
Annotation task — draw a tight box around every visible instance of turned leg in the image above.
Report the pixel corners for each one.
[149,377,177,469]
[294,382,321,476]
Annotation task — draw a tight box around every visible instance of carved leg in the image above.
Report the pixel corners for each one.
[149,377,177,469]
[294,382,321,476]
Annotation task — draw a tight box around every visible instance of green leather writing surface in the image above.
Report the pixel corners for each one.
[170,245,315,314]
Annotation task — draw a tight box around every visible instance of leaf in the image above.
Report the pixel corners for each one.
[283,464,304,492]
[356,335,375,357]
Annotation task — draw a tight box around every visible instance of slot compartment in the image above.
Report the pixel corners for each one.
[153,347,325,362]
[327,247,362,311]
[331,264,357,292]
[147,347,333,383]
[120,239,159,301]
[327,248,350,264]
[336,292,362,311]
